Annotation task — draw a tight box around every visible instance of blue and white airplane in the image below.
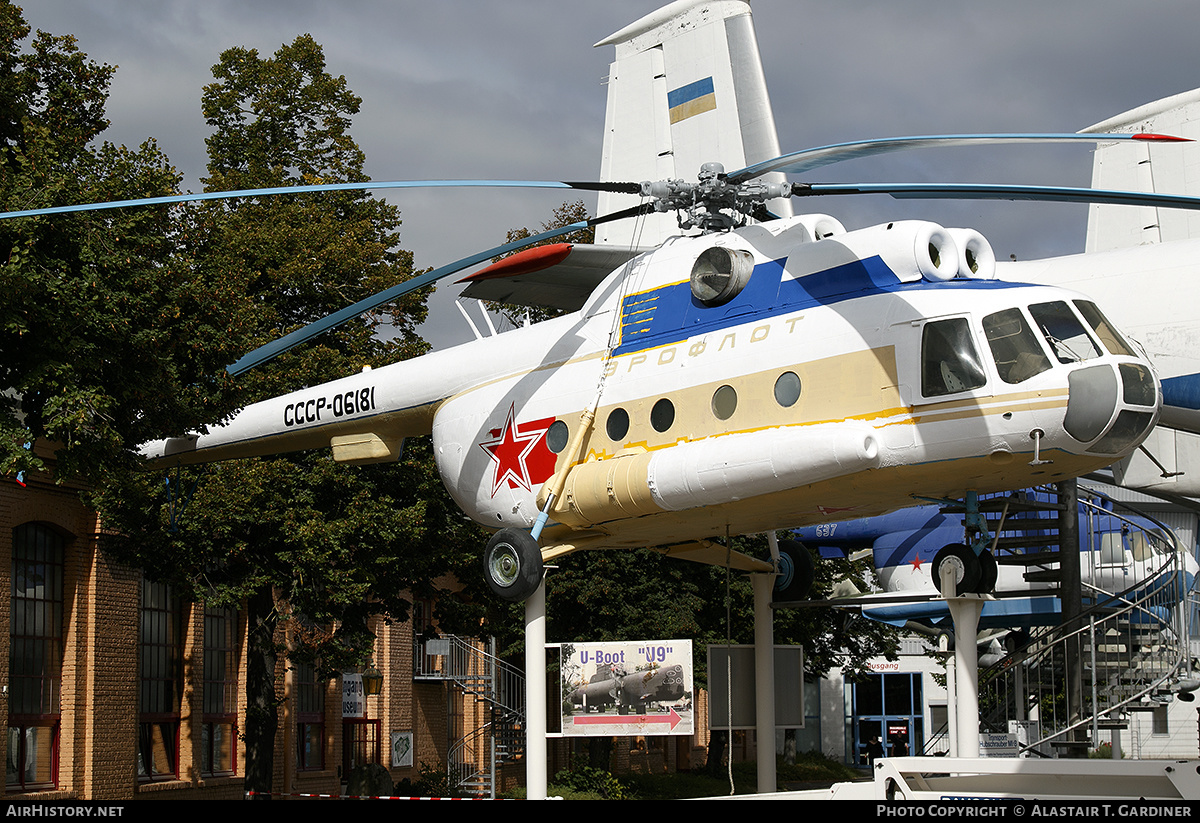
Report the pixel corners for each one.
[792,487,1197,629]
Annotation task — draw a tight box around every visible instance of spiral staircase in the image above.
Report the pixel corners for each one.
[965,484,1197,757]
[413,634,525,797]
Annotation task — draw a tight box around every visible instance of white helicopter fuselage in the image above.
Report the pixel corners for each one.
[145,214,1161,563]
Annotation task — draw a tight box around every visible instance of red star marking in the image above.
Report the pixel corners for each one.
[479,404,556,496]
[910,554,924,571]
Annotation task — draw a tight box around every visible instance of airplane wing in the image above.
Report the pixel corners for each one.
[457,243,647,311]
[781,589,1062,631]
[857,595,1062,630]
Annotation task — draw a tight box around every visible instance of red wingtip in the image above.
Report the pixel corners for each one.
[1132,132,1193,142]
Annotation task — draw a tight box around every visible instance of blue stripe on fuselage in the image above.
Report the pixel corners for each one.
[1162,374,1200,412]
[612,255,1023,356]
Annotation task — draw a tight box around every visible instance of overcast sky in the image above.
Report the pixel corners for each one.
[21,0,1200,348]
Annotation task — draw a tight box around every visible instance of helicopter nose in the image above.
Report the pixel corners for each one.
[1063,362,1158,454]
[1063,365,1118,442]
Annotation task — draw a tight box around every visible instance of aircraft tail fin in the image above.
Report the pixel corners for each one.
[1077,90,1200,496]
[1081,89,1200,252]
[594,0,791,247]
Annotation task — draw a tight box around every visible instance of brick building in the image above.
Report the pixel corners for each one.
[3,450,722,801]
[0,453,458,801]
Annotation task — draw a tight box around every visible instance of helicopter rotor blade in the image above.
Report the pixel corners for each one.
[588,201,655,226]
[789,181,1200,212]
[0,179,642,221]
[225,202,651,375]
[227,219,586,375]
[726,132,1189,184]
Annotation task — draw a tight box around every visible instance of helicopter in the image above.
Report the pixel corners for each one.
[9,0,1200,604]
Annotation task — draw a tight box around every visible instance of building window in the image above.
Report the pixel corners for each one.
[7,524,64,791]
[138,580,183,781]
[849,671,923,764]
[202,605,238,776]
[1152,705,1169,736]
[296,662,325,771]
[343,718,381,774]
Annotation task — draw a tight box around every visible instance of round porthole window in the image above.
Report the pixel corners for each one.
[546,420,569,453]
[774,372,801,407]
[606,408,629,441]
[651,398,675,432]
[690,246,754,306]
[712,385,737,420]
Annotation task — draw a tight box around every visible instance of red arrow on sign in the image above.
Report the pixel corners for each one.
[570,708,683,731]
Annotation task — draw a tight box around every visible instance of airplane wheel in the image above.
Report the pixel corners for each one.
[932,543,980,596]
[483,528,543,602]
[775,539,814,601]
[975,549,998,594]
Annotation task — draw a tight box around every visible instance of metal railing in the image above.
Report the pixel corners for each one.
[414,634,525,797]
[977,488,1194,756]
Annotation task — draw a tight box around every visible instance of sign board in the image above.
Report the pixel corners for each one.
[560,640,693,737]
[391,732,414,768]
[342,673,365,719]
[1008,719,1041,758]
[707,645,805,730]
[979,732,1019,758]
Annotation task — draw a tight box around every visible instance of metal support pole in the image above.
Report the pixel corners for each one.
[753,573,776,794]
[525,577,547,800]
[947,596,985,757]
[943,632,958,758]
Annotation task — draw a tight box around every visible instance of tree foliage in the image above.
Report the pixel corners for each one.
[487,199,594,328]
[535,535,899,686]
[0,3,230,483]
[93,34,484,794]
[98,31,445,634]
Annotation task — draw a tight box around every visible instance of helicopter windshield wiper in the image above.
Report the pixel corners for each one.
[1040,326,1083,363]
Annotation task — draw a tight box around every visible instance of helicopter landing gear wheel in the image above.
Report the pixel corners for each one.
[975,548,998,594]
[774,539,815,602]
[483,528,543,602]
[932,543,981,597]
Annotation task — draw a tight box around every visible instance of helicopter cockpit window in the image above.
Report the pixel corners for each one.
[1028,301,1102,364]
[921,317,987,397]
[983,308,1051,384]
[690,247,754,306]
[1074,300,1135,357]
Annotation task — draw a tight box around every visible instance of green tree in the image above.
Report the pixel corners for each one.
[487,199,594,328]
[529,535,898,772]
[0,2,232,483]
[95,35,481,796]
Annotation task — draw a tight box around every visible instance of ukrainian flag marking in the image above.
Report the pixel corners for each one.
[668,77,716,124]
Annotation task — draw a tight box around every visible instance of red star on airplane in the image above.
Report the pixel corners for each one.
[910,554,924,571]
[479,404,556,496]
